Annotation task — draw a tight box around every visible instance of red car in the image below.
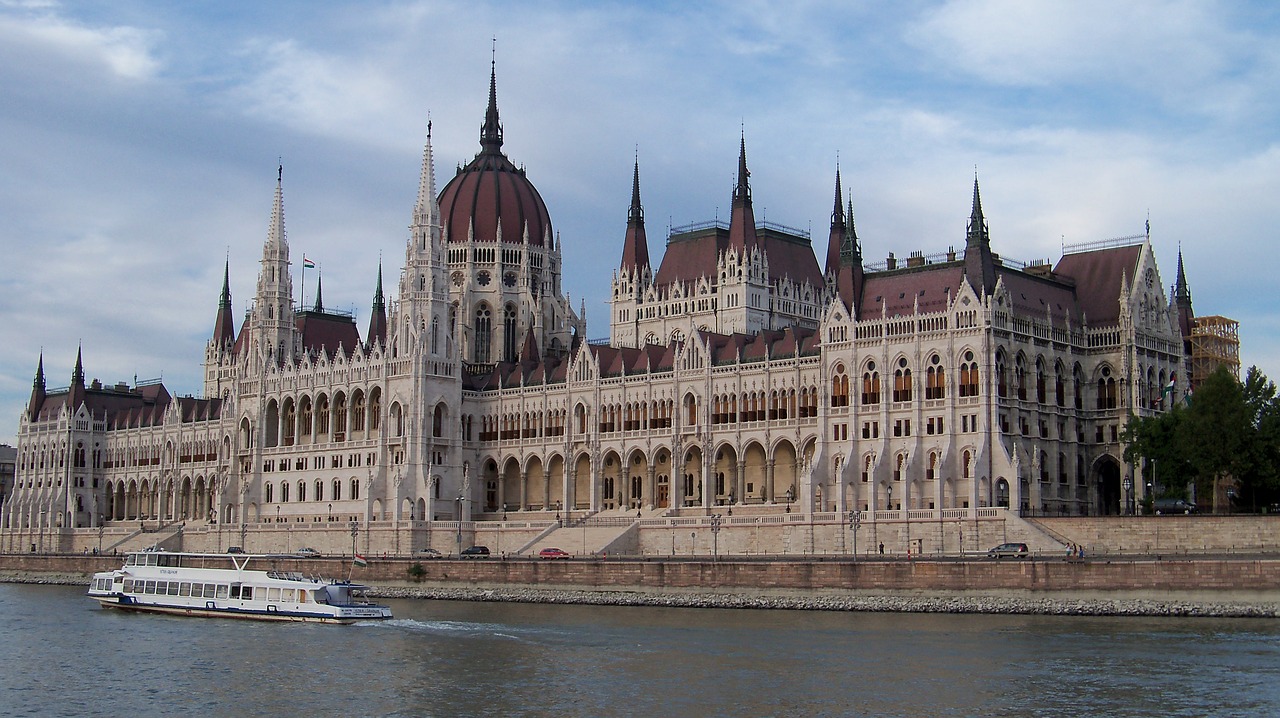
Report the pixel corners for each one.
[538,547,571,560]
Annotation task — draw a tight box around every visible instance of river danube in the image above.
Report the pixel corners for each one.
[4,583,1278,717]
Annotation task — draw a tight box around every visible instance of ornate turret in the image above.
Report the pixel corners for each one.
[313,273,324,312]
[367,263,387,349]
[479,57,503,154]
[26,353,46,422]
[619,157,650,273]
[68,344,86,411]
[250,165,297,366]
[726,133,758,252]
[963,175,996,296]
[824,166,846,276]
[212,259,236,349]
[1174,246,1194,354]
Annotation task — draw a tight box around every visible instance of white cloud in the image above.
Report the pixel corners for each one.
[0,6,161,80]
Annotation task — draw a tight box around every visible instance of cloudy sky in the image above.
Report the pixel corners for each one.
[2,0,1278,444]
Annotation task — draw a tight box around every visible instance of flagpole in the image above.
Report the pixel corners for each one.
[300,256,305,311]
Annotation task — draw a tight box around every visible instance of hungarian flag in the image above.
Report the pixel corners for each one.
[303,256,316,269]
[353,554,368,567]
[1161,373,1176,407]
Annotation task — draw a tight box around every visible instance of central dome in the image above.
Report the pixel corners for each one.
[438,67,552,247]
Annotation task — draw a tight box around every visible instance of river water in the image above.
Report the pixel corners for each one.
[3,583,1279,717]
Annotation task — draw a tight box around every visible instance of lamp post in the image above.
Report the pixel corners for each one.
[848,509,861,560]
[886,485,893,511]
[710,513,723,561]
[455,495,463,557]
[349,519,359,559]
[1123,476,1133,516]
[40,508,47,554]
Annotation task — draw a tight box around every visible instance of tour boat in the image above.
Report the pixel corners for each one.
[87,550,392,623]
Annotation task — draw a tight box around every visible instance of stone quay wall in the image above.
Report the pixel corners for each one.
[10,553,1280,604]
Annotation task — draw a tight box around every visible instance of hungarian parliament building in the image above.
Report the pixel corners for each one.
[3,68,1196,555]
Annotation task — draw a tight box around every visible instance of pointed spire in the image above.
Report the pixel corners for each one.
[844,198,861,265]
[27,352,46,422]
[415,119,438,229]
[620,156,651,272]
[1174,245,1194,345]
[367,263,387,349]
[268,164,287,249]
[825,166,846,276]
[727,132,758,252]
[480,45,503,154]
[733,131,751,204]
[313,273,324,312]
[963,173,996,296]
[519,327,540,363]
[212,259,236,348]
[68,343,86,411]
[72,344,84,387]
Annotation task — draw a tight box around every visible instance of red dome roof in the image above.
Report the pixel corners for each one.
[437,67,552,246]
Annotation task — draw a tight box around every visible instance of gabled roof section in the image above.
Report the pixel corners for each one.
[296,310,362,358]
[1053,244,1143,327]
[860,264,965,320]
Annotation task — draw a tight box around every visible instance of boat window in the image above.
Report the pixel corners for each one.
[167,582,180,596]
[241,587,253,600]
[144,580,156,594]
[179,582,191,597]
[230,585,241,599]
[203,584,216,599]
[216,585,228,599]
[268,588,281,602]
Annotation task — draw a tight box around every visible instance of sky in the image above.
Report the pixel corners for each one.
[1,0,1279,445]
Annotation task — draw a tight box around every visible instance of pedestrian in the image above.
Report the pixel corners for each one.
[878,542,884,555]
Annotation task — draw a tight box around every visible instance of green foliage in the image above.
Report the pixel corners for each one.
[407,562,425,582]
[1123,365,1280,511]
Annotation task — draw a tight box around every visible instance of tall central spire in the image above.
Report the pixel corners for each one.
[620,157,650,272]
[727,132,758,252]
[963,174,996,296]
[480,44,503,154]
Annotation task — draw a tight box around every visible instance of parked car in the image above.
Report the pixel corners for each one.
[1154,498,1197,515]
[416,548,443,559]
[460,545,491,558]
[538,547,571,560]
[987,542,1030,559]
[226,546,245,554]
[294,547,322,558]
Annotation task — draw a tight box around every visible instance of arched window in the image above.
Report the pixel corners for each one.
[996,351,1008,398]
[351,390,366,433]
[351,479,360,502]
[265,483,274,503]
[475,305,492,364]
[315,479,324,502]
[861,361,880,405]
[960,350,980,397]
[926,355,945,400]
[430,317,439,354]
[1055,363,1065,407]
[332,479,341,501]
[1035,358,1046,404]
[503,304,518,362]
[1015,354,1027,401]
[893,358,912,403]
[297,480,307,503]
[281,481,290,503]
[831,364,849,407]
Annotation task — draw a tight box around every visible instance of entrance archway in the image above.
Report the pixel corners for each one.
[1095,455,1122,515]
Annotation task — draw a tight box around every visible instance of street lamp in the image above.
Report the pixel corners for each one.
[886,485,893,511]
[710,513,723,561]
[455,495,463,557]
[1123,476,1133,516]
[349,519,360,559]
[848,509,861,560]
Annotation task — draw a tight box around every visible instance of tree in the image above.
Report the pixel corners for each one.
[1178,366,1251,511]
[1123,365,1280,513]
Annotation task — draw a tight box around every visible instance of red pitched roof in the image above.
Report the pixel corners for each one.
[1053,245,1142,326]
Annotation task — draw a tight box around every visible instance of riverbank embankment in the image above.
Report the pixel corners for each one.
[8,553,1280,617]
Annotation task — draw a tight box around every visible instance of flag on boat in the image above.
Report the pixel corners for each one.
[303,256,316,269]
[353,553,368,567]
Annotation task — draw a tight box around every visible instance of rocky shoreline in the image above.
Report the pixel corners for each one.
[14,571,1278,618]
